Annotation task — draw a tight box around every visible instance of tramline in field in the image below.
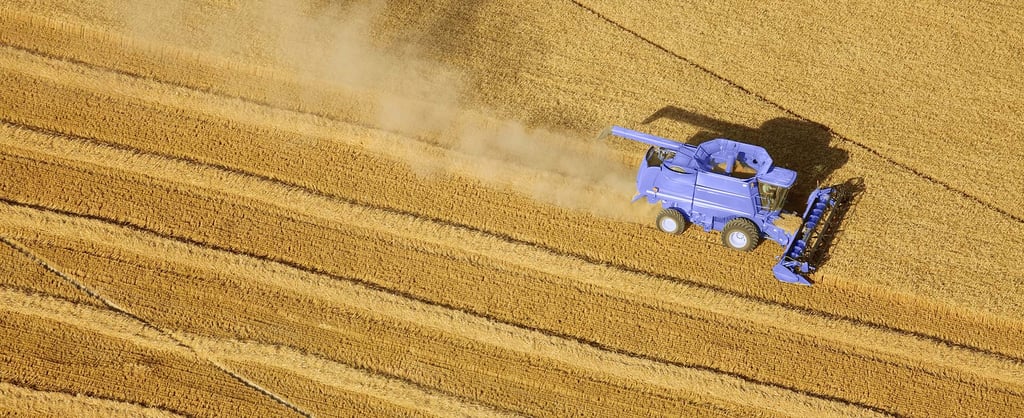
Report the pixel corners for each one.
[605,126,847,286]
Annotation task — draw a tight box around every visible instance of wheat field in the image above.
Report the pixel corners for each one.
[1,1,1022,416]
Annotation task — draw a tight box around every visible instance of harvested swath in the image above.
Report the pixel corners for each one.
[0,289,299,417]
[0,49,1022,361]
[0,1,669,194]
[576,0,1024,220]
[1,212,825,417]
[3,131,1023,416]
[0,237,102,308]
[0,381,184,418]
[0,2,744,175]
[0,39,645,220]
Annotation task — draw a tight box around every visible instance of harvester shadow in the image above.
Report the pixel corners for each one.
[642,106,848,213]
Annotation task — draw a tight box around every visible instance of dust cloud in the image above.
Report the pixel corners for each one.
[114,0,651,223]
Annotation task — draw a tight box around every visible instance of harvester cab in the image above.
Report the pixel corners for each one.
[603,125,843,285]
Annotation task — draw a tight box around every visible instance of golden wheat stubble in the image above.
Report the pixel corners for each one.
[0,63,1021,364]
[0,380,184,417]
[1,125,904,417]
[5,2,1023,315]
[1,206,862,418]
[2,3,1024,413]
[3,146,1022,417]
[3,2,1022,334]
[16,232,745,417]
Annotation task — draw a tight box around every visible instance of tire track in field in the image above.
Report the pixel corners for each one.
[193,342,524,418]
[0,236,103,307]
[0,287,522,418]
[0,236,123,311]
[0,233,312,416]
[5,130,1024,416]
[0,212,841,418]
[60,239,537,418]
[0,380,186,418]
[567,0,1024,225]
[0,26,1020,361]
[0,294,301,417]
[3,6,1019,227]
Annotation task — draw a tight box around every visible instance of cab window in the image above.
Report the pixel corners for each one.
[758,182,790,212]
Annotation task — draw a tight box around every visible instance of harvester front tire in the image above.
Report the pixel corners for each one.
[656,209,686,235]
[722,218,760,252]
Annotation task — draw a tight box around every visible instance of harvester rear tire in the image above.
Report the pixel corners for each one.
[722,218,760,252]
[656,209,686,234]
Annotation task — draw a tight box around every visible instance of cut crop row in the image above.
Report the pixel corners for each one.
[2,208,794,418]
[0,49,1021,361]
[2,129,1021,416]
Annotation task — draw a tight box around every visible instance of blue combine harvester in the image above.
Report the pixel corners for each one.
[604,125,843,286]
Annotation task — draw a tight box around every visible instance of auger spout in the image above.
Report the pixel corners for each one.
[604,125,688,151]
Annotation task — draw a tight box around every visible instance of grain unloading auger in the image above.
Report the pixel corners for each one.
[601,125,846,286]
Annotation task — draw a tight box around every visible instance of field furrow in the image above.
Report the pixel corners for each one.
[2,125,1023,416]
[0,43,1021,363]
